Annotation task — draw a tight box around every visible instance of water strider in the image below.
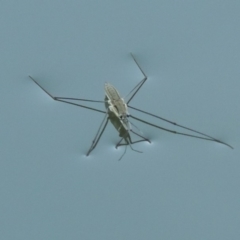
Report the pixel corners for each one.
[29,53,233,160]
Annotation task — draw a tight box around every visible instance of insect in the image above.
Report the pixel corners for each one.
[29,53,233,160]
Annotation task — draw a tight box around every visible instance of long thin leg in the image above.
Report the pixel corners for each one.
[116,138,149,147]
[115,132,147,151]
[117,135,143,161]
[130,114,233,149]
[129,105,223,140]
[86,113,109,156]
[55,97,105,103]
[29,76,105,114]
[116,133,142,153]
[118,145,127,161]
[124,78,146,102]
[129,106,234,149]
[126,53,148,104]
[130,129,151,143]
[115,118,151,147]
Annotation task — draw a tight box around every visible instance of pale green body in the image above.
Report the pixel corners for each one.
[104,83,131,131]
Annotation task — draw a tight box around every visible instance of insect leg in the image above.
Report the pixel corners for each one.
[130,130,151,143]
[86,113,109,156]
[29,76,105,114]
[118,145,127,161]
[115,133,143,153]
[130,114,233,149]
[116,138,149,147]
[126,53,148,104]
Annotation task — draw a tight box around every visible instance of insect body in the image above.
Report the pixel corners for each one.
[105,102,142,160]
[104,83,131,131]
[29,53,233,160]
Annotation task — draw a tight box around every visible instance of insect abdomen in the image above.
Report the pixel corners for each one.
[104,83,121,101]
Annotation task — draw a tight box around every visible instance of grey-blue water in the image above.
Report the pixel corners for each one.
[1,1,239,239]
